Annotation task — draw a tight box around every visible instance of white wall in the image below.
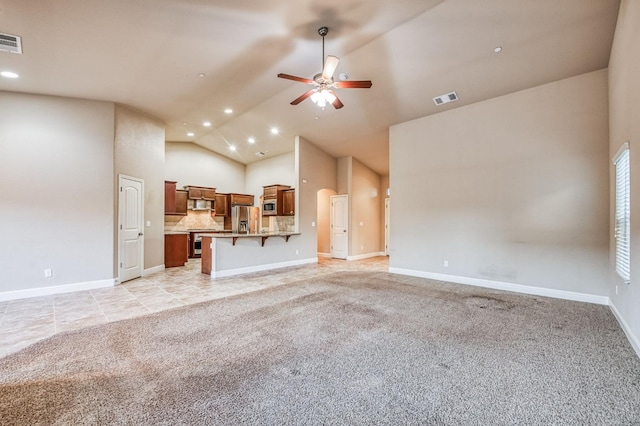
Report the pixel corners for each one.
[390,70,610,297]
[0,92,115,294]
[165,142,246,193]
[115,105,165,272]
[608,0,640,354]
[245,151,295,202]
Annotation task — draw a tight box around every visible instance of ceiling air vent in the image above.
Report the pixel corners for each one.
[433,91,458,106]
[0,32,22,54]
[255,151,267,158]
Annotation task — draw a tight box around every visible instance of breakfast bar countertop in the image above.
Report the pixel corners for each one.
[199,231,300,238]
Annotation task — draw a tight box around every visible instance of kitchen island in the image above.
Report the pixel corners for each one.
[200,232,307,277]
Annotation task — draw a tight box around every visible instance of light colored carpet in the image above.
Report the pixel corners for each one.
[1,272,639,425]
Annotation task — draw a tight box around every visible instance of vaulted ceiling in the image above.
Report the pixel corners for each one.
[0,0,620,175]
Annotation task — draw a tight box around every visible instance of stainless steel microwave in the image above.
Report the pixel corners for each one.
[262,199,276,215]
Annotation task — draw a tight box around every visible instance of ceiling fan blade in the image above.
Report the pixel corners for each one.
[334,80,373,89]
[290,89,317,105]
[331,92,344,109]
[278,73,314,84]
[322,55,340,81]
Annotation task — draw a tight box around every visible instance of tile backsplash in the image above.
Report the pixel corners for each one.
[164,211,225,232]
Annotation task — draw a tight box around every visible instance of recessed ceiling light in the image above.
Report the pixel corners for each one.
[229,145,237,151]
[248,137,255,144]
[271,127,279,134]
[198,73,206,78]
[187,132,195,137]
[1,71,19,79]
[494,46,503,53]
[224,108,233,114]
[203,121,211,127]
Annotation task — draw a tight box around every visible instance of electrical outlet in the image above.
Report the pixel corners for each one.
[146,221,151,227]
[295,249,299,255]
[443,260,448,267]
[44,269,53,278]
[311,222,316,227]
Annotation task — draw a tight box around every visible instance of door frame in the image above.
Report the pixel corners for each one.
[330,194,349,259]
[118,174,144,284]
[385,197,390,256]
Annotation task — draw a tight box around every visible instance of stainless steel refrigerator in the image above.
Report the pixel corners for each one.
[231,206,260,234]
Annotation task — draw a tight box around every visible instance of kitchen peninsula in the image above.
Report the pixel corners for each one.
[200,231,302,277]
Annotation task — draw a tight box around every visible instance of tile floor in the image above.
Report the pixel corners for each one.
[0,256,388,358]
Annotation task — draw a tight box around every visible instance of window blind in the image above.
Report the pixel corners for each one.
[614,143,630,284]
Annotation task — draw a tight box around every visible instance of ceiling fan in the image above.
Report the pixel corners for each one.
[277,26,372,109]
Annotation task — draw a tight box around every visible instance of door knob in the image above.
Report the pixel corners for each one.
[343,230,346,232]
[138,232,144,236]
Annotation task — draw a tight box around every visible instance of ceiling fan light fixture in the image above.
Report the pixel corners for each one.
[311,89,336,108]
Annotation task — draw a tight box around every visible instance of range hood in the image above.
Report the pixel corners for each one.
[188,199,212,211]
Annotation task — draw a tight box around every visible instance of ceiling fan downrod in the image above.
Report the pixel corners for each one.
[318,26,328,69]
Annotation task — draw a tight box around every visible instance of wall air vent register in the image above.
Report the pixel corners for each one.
[0,32,22,54]
[433,91,458,106]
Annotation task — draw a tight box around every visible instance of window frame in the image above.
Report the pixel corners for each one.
[613,142,631,284]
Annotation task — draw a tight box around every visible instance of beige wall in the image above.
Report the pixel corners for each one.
[317,189,336,255]
[0,92,115,293]
[390,70,610,295]
[297,137,338,258]
[608,0,640,350]
[165,142,246,193]
[335,156,383,257]
[114,105,165,272]
[350,158,383,256]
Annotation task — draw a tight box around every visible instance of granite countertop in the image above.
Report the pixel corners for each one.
[164,231,190,235]
[200,231,300,238]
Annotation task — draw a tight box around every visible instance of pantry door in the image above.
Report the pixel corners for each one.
[119,175,144,283]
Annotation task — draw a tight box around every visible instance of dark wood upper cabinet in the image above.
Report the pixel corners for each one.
[215,193,229,217]
[165,181,177,214]
[165,181,187,216]
[282,188,295,216]
[229,193,254,206]
[185,186,216,201]
[175,190,188,215]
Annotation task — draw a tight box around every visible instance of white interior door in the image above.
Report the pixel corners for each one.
[119,175,144,283]
[330,194,348,259]
[385,198,390,256]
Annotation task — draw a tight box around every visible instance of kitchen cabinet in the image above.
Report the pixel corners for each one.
[175,190,188,215]
[262,185,292,216]
[282,188,295,216]
[185,186,216,201]
[263,184,290,198]
[164,233,189,267]
[165,181,187,216]
[229,193,254,206]
[215,193,229,217]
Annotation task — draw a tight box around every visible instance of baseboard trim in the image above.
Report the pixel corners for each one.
[608,302,640,359]
[143,264,165,276]
[389,268,609,305]
[317,252,332,258]
[212,258,318,278]
[0,279,116,302]
[347,252,386,261]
